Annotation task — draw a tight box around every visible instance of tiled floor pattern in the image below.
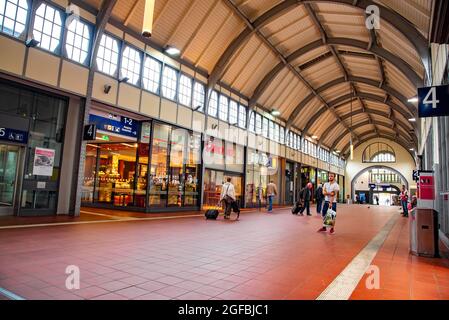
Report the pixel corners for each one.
[350,212,449,300]
[0,205,448,300]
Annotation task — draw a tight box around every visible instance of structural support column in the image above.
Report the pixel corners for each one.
[73,0,118,216]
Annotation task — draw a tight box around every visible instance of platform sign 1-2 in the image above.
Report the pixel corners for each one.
[418,84,449,118]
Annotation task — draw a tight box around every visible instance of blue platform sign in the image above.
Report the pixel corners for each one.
[418,84,449,118]
[0,127,28,144]
[89,114,138,138]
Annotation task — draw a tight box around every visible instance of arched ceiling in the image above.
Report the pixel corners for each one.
[80,0,433,155]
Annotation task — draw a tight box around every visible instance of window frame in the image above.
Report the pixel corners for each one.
[238,104,247,129]
[0,0,30,39]
[207,90,219,118]
[94,32,121,78]
[63,15,93,66]
[142,54,163,95]
[228,99,238,125]
[178,72,193,107]
[192,80,206,113]
[218,94,229,122]
[119,43,143,87]
[161,64,179,101]
[32,1,65,55]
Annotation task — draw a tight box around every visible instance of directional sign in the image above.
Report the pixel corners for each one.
[89,114,138,138]
[418,84,449,118]
[413,170,419,182]
[0,127,28,144]
[369,183,376,190]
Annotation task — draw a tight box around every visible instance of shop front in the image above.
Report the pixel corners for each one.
[82,108,201,212]
[0,80,69,216]
[245,149,280,208]
[202,137,244,209]
[300,166,316,189]
[317,170,328,186]
[284,161,295,205]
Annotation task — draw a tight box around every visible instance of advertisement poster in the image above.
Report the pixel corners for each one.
[33,147,55,177]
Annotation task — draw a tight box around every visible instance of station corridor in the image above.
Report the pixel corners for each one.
[0,205,448,300]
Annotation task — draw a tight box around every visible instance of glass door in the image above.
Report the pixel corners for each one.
[0,145,20,215]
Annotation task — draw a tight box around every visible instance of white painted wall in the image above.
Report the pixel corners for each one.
[345,138,417,199]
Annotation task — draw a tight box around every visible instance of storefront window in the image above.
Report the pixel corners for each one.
[149,123,169,207]
[245,149,279,208]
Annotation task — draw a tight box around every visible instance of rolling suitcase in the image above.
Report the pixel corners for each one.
[231,200,240,220]
[205,209,219,220]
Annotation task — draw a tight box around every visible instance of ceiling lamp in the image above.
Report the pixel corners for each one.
[407,97,418,103]
[142,0,155,38]
[271,109,281,117]
[165,46,181,56]
[408,118,416,122]
[312,135,318,140]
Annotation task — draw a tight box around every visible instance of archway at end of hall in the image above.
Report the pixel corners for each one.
[351,165,409,206]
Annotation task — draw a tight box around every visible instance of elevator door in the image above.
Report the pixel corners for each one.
[0,145,20,215]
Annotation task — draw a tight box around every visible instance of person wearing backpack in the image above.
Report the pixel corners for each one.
[220,177,236,220]
[315,184,324,215]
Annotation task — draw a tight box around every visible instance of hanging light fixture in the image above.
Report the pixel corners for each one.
[350,85,354,160]
[142,0,156,38]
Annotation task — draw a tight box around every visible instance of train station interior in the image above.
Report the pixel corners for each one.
[0,0,448,301]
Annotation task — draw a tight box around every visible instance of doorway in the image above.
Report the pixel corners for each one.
[0,144,22,216]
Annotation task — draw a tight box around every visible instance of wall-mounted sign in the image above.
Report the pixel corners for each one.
[369,183,376,190]
[0,127,28,144]
[33,147,55,177]
[413,170,419,182]
[83,124,97,141]
[418,84,449,118]
[89,114,138,138]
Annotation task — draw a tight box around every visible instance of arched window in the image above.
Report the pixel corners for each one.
[65,18,91,65]
[363,143,396,163]
[0,0,28,38]
[33,3,63,53]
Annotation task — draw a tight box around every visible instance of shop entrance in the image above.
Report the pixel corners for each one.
[0,144,23,216]
[203,169,243,209]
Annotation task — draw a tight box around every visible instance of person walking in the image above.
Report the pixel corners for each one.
[315,184,324,215]
[220,177,236,220]
[299,183,313,216]
[400,185,409,217]
[318,173,340,234]
[266,180,278,212]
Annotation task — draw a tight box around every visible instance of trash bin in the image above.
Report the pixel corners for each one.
[409,208,439,258]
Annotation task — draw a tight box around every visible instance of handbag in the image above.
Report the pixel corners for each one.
[323,208,337,227]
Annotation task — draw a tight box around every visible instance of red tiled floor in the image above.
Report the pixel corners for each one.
[349,213,449,300]
[0,205,448,300]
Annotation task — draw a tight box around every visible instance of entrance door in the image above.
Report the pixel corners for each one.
[0,145,20,215]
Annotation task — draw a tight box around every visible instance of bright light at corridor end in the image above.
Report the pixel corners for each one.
[142,0,155,38]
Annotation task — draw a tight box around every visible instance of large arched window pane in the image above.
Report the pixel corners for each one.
[142,56,161,93]
[161,65,177,100]
[33,3,63,53]
[121,46,141,85]
[219,95,228,122]
[192,82,205,112]
[65,18,91,65]
[208,91,218,117]
[238,104,246,128]
[229,100,238,125]
[178,74,192,106]
[96,34,120,76]
[0,0,28,37]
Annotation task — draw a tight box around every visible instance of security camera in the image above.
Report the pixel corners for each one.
[104,85,112,94]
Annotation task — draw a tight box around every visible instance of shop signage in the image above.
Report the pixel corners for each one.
[89,114,138,138]
[0,127,28,144]
[369,183,376,190]
[418,84,449,118]
[33,147,55,177]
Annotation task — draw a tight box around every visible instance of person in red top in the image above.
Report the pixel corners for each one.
[400,185,409,217]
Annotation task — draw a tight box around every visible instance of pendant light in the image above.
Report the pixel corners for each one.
[142,0,156,38]
[350,85,354,160]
